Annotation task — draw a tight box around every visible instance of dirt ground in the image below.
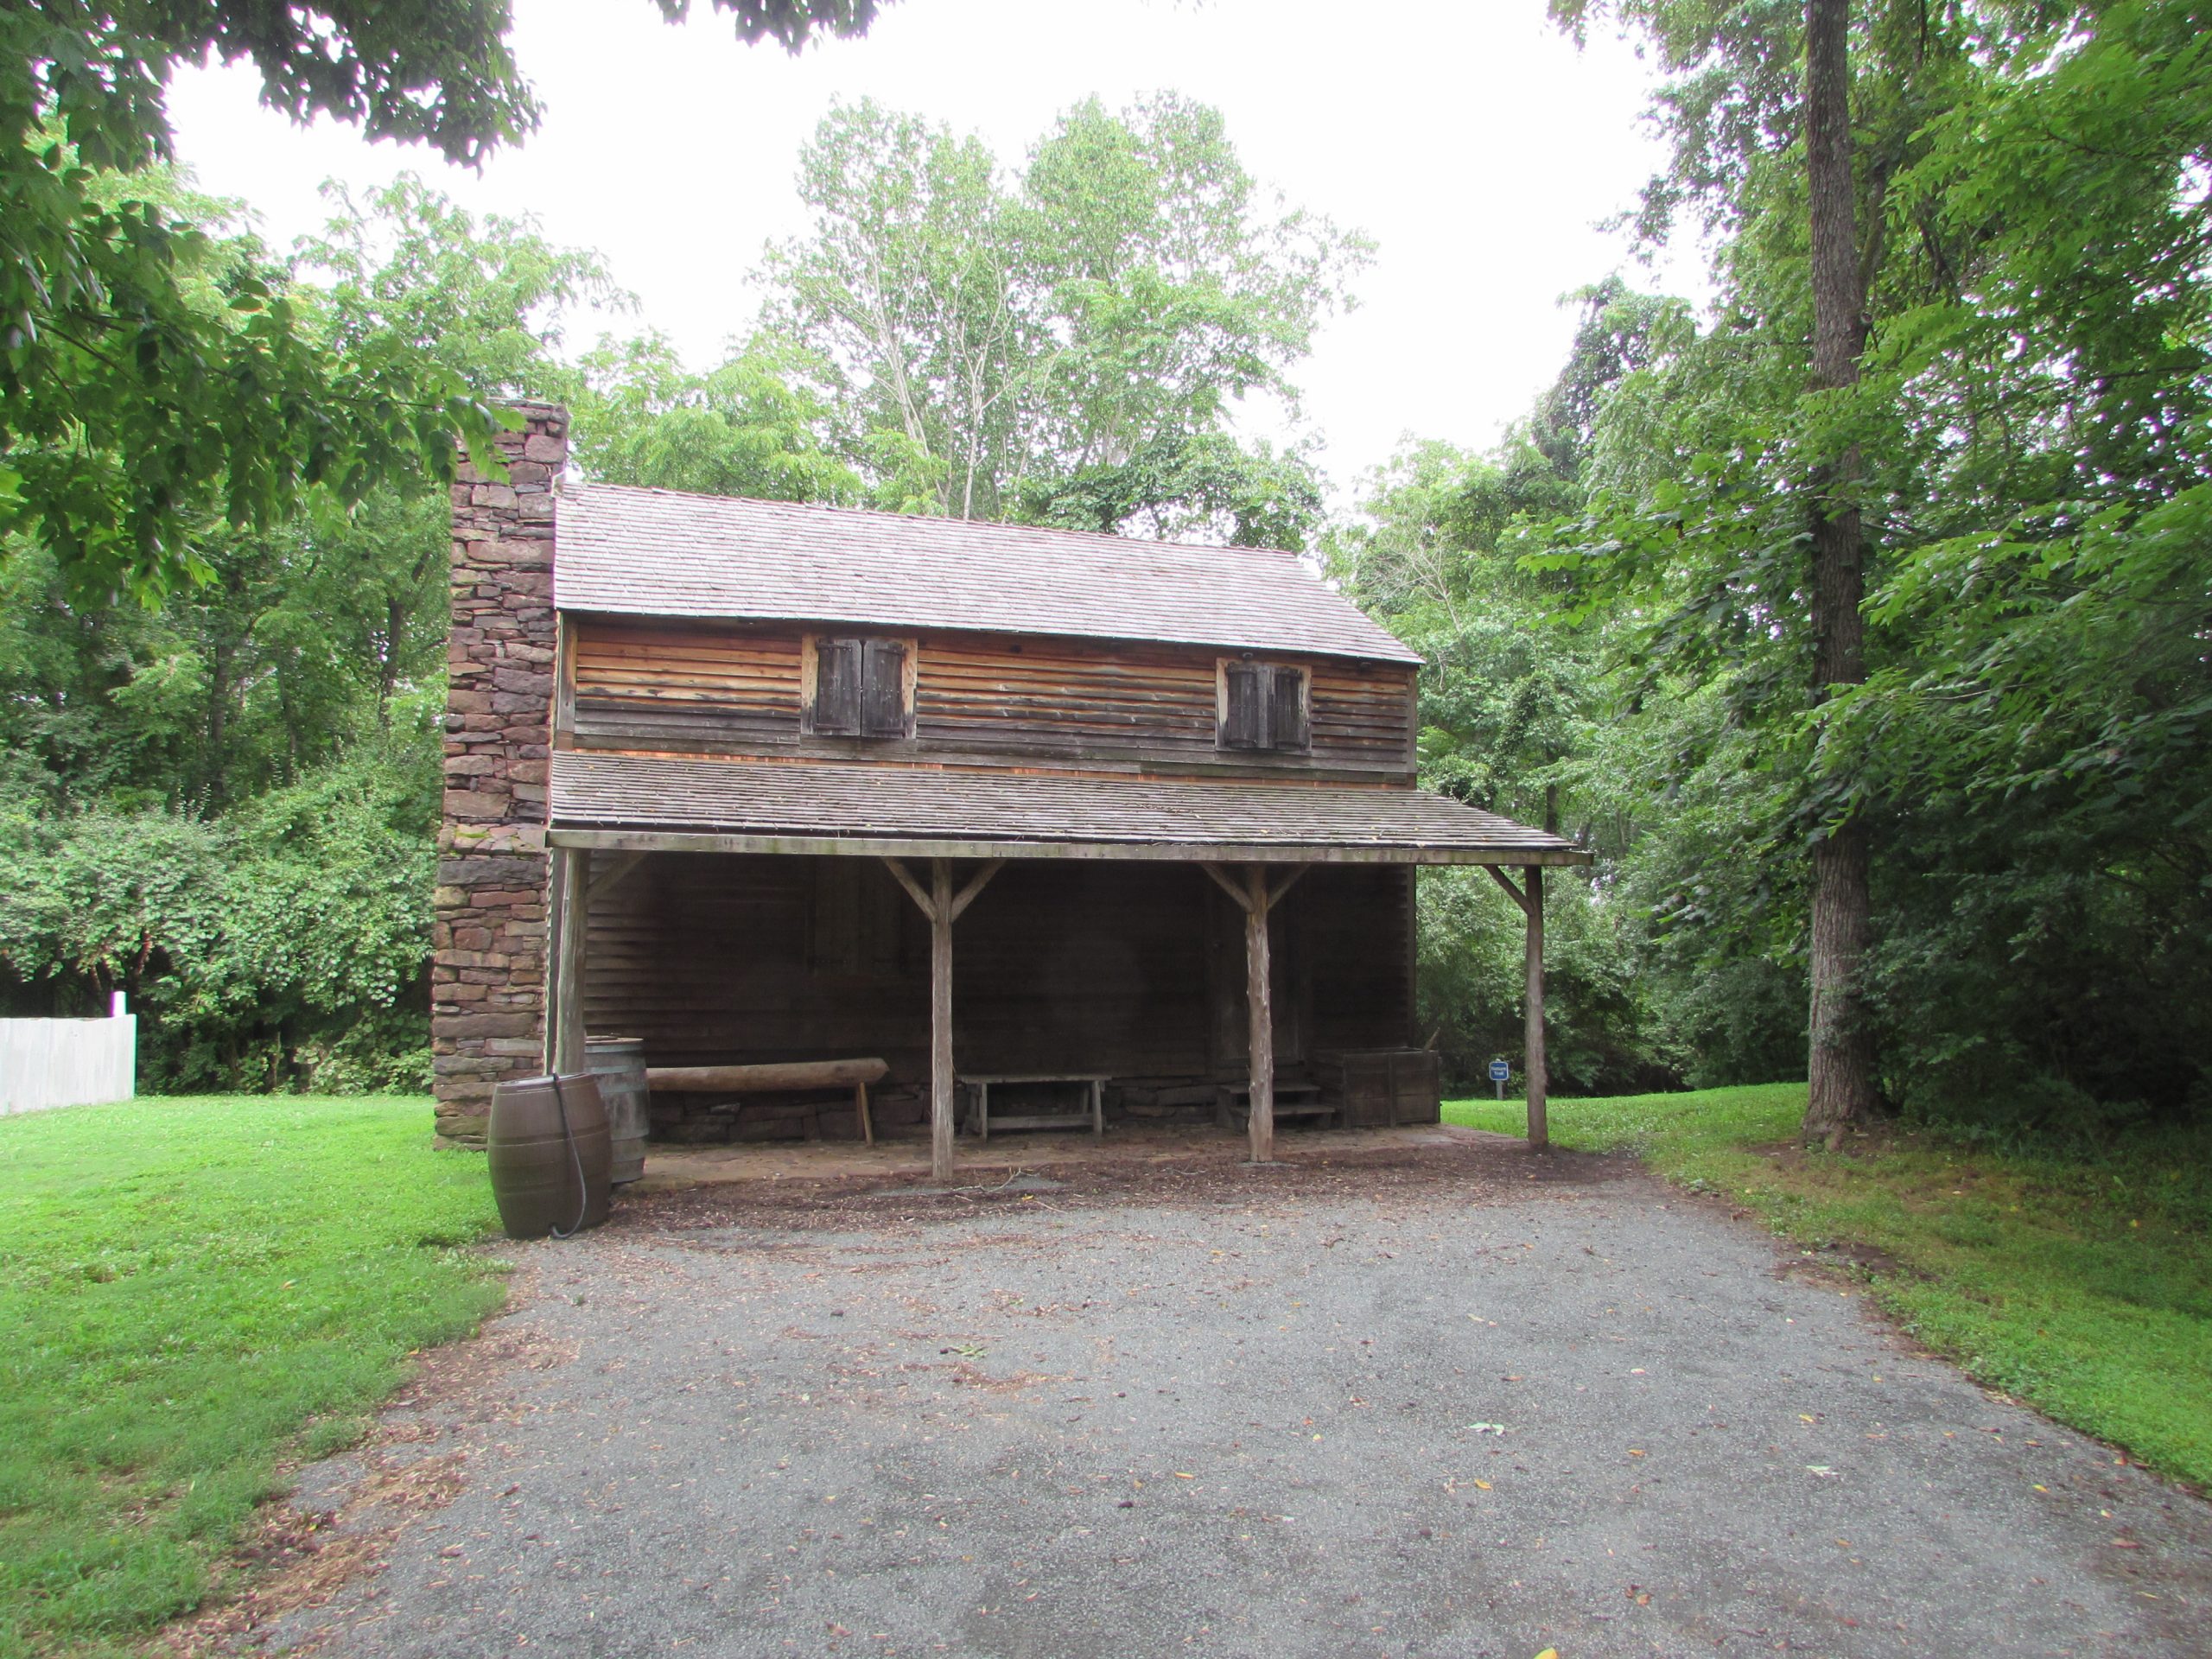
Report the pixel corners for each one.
[196,1127,2211,1658]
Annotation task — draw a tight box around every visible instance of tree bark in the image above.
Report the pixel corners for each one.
[1802,0,1882,1145]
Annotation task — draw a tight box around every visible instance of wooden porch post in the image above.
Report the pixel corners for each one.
[929,857,955,1181]
[1204,861,1306,1165]
[882,855,1002,1184]
[547,846,589,1076]
[1244,863,1274,1163]
[1524,864,1548,1151]
[1484,863,1549,1152]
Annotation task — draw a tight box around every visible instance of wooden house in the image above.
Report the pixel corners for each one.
[435,404,1589,1176]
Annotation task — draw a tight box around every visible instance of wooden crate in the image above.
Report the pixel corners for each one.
[1315,1048,1440,1128]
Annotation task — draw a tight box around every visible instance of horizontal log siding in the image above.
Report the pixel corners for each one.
[1309,662,1416,770]
[571,620,802,747]
[1309,864,1418,1055]
[580,854,1411,1098]
[569,618,1414,777]
[912,639,1216,756]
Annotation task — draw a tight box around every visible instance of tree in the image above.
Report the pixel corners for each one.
[759,94,1367,525]
[2,174,615,808]
[1015,428,1321,550]
[1799,0,1878,1141]
[573,331,861,502]
[1,0,886,601]
[1541,0,2212,1136]
[1327,284,1699,1096]
[0,175,626,1086]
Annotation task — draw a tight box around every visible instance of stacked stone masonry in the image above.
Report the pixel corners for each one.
[432,403,567,1145]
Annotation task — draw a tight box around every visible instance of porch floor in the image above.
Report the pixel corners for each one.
[630,1120,1473,1192]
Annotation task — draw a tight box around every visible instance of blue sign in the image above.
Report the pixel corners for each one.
[1487,1058,1511,1083]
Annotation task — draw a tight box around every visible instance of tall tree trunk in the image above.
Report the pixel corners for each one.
[379,595,405,729]
[203,641,232,811]
[1802,0,1881,1145]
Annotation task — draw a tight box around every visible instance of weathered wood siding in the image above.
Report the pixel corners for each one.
[569,618,1414,779]
[580,854,1411,1087]
[571,620,803,748]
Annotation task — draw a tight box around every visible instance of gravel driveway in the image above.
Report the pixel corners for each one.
[245,1133,2209,1658]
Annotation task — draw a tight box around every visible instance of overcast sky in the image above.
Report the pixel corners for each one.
[166,0,1703,499]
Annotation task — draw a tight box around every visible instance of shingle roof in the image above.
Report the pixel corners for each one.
[556,484,1423,665]
[550,751,1586,865]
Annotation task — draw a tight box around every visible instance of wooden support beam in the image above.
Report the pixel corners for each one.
[950,858,1005,923]
[1524,864,1548,1151]
[1244,862,1274,1164]
[542,849,567,1077]
[1268,864,1310,909]
[1201,861,1253,912]
[1483,865,1549,1148]
[881,855,937,921]
[587,849,647,903]
[885,854,988,1181]
[930,857,956,1182]
[548,846,589,1076]
[1484,862,1533,917]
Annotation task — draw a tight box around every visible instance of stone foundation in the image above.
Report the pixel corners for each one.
[431,403,568,1145]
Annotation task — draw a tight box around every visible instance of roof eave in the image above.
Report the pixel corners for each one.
[551,598,1427,668]
[545,824,1592,867]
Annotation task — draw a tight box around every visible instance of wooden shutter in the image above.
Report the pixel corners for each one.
[1270,665,1310,752]
[1222,662,1267,749]
[861,639,909,738]
[812,639,861,735]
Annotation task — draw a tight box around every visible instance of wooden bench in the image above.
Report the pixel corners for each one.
[963,1072,1109,1140]
[646,1058,888,1145]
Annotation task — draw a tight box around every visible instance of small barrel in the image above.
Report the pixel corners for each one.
[585,1036,650,1185]
[487,1073,612,1240]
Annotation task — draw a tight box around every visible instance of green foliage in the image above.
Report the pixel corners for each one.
[294,175,626,403]
[0,746,441,1094]
[0,15,515,603]
[1446,1084,2212,1491]
[759,93,1367,527]
[1415,868,1664,1096]
[0,0,887,601]
[572,330,861,502]
[0,176,623,1090]
[1332,283,1706,1095]
[1514,1,2212,1129]
[1015,427,1320,549]
[0,1095,504,1653]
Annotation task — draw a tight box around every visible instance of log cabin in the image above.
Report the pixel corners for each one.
[435,404,1591,1177]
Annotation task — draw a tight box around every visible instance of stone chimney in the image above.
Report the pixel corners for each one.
[432,401,569,1145]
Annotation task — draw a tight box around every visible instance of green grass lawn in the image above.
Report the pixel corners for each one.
[1448,1084,2212,1492]
[0,1096,504,1659]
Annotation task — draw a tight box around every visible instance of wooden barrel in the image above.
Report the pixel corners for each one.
[487,1073,612,1240]
[585,1036,650,1185]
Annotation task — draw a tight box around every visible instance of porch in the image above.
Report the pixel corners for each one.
[625,1116,1487,1193]
[542,751,1589,1179]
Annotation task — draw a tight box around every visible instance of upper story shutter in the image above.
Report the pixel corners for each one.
[1270,665,1310,752]
[861,639,909,738]
[812,639,861,735]
[1222,662,1267,749]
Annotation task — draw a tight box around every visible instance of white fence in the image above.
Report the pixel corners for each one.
[0,994,137,1116]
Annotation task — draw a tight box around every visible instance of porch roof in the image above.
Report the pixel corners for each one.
[546,751,1590,866]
